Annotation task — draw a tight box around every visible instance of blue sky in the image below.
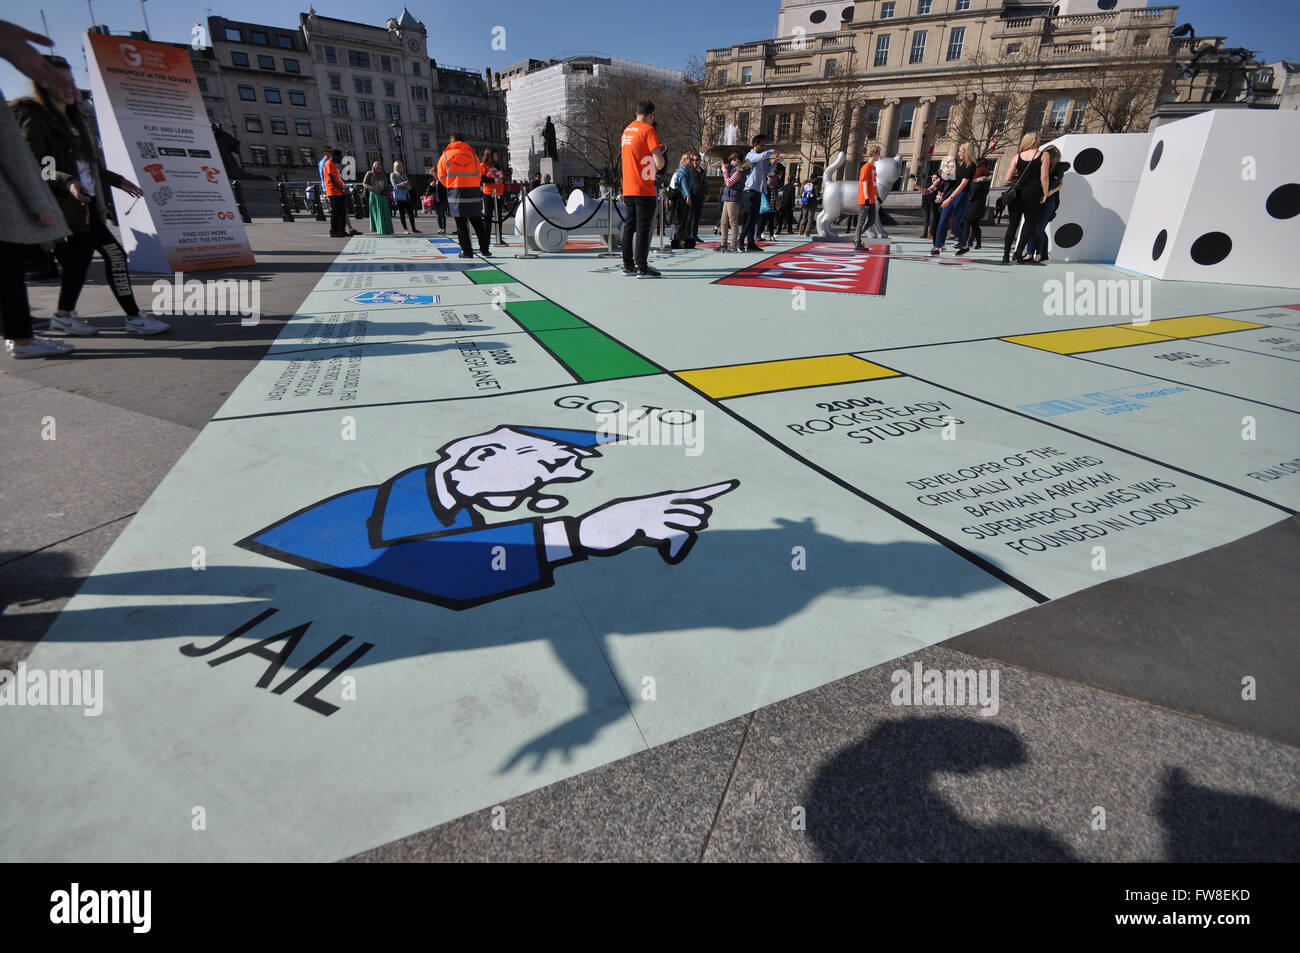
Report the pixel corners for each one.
[2,0,1297,98]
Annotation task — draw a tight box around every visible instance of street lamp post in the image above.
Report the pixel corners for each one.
[390,119,404,172]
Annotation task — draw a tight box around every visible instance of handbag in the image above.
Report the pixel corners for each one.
[1003,150,1039,206]
[759,191,771,215]
[421,194,435,209]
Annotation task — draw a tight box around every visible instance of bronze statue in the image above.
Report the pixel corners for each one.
[542,116,558,160]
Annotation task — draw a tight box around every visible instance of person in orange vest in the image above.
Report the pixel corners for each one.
[479,147,505,246]
[437,131,489,259]
[322,147,355,238]
[852,145,881,252]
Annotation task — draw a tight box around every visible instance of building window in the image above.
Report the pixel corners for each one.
[289,89,307,107]
[1007,42,1022,55]
[244,115,262,133]
[224,27,242,42]
[934,101,951,138]
[1068,100,1087,132]
[898,103,916,139]
[358,101,376,119]
[354,78,372,94]
[277,35,293,49]
[417,106,427,122]
[737,111,750,140]
[298,148,314,165]
[956,0,970,9]
[910,31,927,63]
[270,116,288,135]
[258,55,275,70]
[994,99,1010,128]
[295,118,311,136]
[410,86,427,101]
[741,66,752,84]
[420,132,430,148]
[716,68,728,86]
[1026,98,1047,132]
[874,34,891,67]
[251,31,268,46]
[264,88,281,104]
[864,105,880,138]
[249,144,268,165]
[348,50,371,69]
[324,46,336,64]
[793,111,804,139]
[197,77,208,93]
[380,55,392,72]
[917,0,932,14]
[1134,32,1149,47]
[328,73,341,90]
[276,146,291,166]
[880,1,895,18]
[766,112,777,139]
[946,27,966,61]
[1048,96,1070,131]
[237,85,256,101]
[412,62,420,77]
[385,103,400,121]
[284,58,300,73]
[384,81,396,97]
[329,96,348,115]
[334,123,352,143]
[363,126,378,145]
[825,58,837,78]
[231,51,249,67]
[818,108,832,137]
[778,112,791,140]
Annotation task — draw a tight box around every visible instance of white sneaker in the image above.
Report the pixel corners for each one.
[6,336,76,358]
[124,313,170,335]
[49,312,99,336]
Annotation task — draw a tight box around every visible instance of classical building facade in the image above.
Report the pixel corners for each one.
[702,0,1258,189]
[299,8,438,176]
[206,16,321,174]
[432,62,509,173]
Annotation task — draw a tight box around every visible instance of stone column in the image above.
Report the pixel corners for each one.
[910,96,938,190]
[879,98,901,157]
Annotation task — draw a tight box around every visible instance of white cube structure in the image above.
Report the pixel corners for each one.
[1046,133,1150,263]
[1115,110,1300,288]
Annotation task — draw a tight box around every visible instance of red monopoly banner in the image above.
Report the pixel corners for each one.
[715,242,888,295]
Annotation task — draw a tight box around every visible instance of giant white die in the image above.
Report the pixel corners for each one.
[1046,132,1151,263]
[1115,110,1300,288]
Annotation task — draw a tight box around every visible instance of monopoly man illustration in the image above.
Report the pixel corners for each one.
[239,425,739,609]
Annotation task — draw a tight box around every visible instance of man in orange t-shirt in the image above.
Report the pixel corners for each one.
[853,146,882,252]
[323,148,350,238]
[619,100,665,277]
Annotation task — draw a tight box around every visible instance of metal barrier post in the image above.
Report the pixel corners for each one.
[598,183,619,258]
[514,186,537,260]
[656,190,672,256]
[278,183,295,223]
[313,193,326,221]
[232,180,252,224]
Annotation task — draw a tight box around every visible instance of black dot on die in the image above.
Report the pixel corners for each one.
[1190,231,1232,265]
[1073,148,1104,176]
[1152,229,1167,260]
[1265,183,1300,219]
[1149,140,1164,171]
[1054,223,1083,248]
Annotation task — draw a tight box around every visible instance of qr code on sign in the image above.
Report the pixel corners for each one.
[136,141,158,159]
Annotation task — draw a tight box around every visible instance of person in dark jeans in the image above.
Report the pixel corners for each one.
[962,164,991,250]
[619,100,666,277]
[739,134,779,252]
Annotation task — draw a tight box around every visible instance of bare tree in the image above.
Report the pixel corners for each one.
[550,67,697,183]
[1074,53,1178,133]
[949,45,1047,157]
[790,60,859,176]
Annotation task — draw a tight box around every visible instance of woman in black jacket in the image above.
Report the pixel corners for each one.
[1001,133,1050,265]
[13,55,169,335]
[962,163,991,250]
